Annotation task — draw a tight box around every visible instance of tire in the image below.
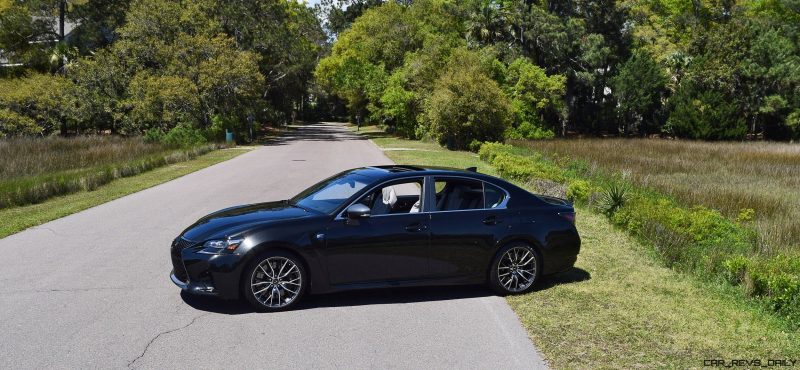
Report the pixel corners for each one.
[488,242,540,295]
[242,250,307,312]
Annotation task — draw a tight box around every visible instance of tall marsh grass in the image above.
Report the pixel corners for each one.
[0,136,221,209]
[513,139,800,255]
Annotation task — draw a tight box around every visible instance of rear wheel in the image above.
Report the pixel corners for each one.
[489,243,539,295]
[243,251,307,311]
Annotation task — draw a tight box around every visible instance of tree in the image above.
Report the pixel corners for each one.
[0,74,70,135]
[425,49,512,149]
[504,58,566,137]
[666,80,747,140]
[611,50,668,136]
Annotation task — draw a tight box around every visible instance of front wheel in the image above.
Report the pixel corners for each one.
[243,251,307,311]
[488,243,540,295]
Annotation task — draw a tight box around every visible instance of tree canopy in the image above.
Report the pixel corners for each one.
[316,0,800,142]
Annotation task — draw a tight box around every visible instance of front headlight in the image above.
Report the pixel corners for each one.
[199,237,244,254]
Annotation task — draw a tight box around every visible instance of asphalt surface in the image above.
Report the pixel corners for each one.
[0,123,548,369]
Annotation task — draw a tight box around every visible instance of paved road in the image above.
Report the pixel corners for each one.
[0,123,547,369]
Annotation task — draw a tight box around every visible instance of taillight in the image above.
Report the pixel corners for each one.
[559,212,576,224]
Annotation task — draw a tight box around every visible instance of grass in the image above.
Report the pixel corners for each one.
[512,139,800,256]
[0,136,225,209]
[0,147,250,238]
[355,125,800,368]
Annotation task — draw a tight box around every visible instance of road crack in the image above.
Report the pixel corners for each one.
[127,314,208,368]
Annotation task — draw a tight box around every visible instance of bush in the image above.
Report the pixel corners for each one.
[425,55,511,150]
[161,125,207,148]
[478,142,514,162]
[479,142,565,182]
[505,121,556,140]
[745,255,800,324]
[596,183,628,216]
[566,180,591,202]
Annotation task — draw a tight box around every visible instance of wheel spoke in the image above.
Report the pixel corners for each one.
[254,285,271,295]
[519,252,534,266]
[279,265,298,279]
[258,265,272,279]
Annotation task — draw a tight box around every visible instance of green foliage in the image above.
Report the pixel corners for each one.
[597,183,628,216]
[125,74,200,133]
[478,142,565,182]
[566,179,591,202]
[736,208,756,223]
[425,49,512,150]
[504,121,555,140]
[0,74,69,135]
[666,81,748,140]
[504,58,566,134]
[746,255,800,324]
[0,108,41,137]
[611,50,668,135]
[161,124,207,148]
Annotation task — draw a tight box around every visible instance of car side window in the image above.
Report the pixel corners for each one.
[355,178,424,216]
[484,183,506,208]
[434,178,484,211]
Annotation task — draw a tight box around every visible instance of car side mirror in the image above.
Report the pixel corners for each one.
[346,204,371,219]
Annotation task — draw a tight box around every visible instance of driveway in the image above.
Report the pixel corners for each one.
[0,123,548,369]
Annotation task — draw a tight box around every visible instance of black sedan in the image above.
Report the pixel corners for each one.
[170,165,581,311]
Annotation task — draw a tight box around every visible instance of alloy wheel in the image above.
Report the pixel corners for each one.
[497,246,537,292]
[250,256,303,308]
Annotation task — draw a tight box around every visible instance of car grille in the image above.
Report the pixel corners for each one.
[171,237,195,283]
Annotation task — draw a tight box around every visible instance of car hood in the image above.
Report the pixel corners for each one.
[181,200,314,242]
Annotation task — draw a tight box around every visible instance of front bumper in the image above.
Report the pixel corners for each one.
[170,238,245,300]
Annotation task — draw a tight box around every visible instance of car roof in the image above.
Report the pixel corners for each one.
[350,165,499,182]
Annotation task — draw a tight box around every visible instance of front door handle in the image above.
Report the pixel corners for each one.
[482,216,502,225]
[405,222,428,232]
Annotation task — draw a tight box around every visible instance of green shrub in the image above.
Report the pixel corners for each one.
[143,128,165,143]
[505,121,556,140]
[425,54,512,150]
[736,208,755,223]
[467,139,483,153]
[746,255,800,324]
[566,180,591,202]
[723,255,750,284]
[478,142,514,162]
[162,125,207,148]
[596,183,628,216]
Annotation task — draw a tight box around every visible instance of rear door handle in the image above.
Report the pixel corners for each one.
[482,216,502,225]
[405,222,428,232]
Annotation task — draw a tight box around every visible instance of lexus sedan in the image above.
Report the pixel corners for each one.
[170,165,581,311]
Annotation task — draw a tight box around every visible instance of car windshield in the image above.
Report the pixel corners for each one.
[289,171,372,214]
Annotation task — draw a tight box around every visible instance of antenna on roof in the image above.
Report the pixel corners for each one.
[465,167,477,172]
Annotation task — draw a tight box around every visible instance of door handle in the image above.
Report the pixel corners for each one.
[482,216,502,225]
[405,222,428,232]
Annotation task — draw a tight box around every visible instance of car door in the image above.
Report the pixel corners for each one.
[322,177,431,285]
[427,177,509,278]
